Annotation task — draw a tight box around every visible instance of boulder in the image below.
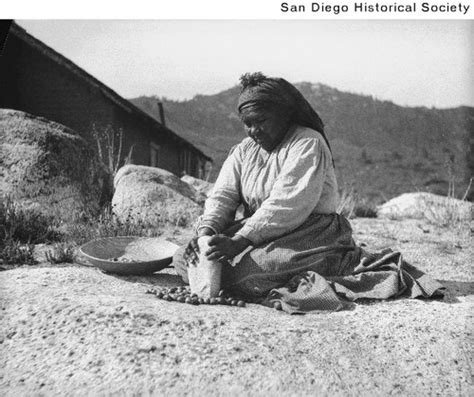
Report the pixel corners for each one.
[181,174,214,200]
[112,165,203,227]
[0,109,108,220]
[180,174,248,219]
[377,192,472,222]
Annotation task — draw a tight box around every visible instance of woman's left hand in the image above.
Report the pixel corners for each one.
[205,234,252,262]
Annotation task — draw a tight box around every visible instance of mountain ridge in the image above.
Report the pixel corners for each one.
[130,82,473,202]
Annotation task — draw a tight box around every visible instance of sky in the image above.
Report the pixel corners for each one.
[17,19,474,108]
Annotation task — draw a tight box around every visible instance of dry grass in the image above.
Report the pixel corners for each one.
[92,124,125,177]
[0,193,193,266]
[91,124,135,187]
[45,243,76,264]
[424,178,472,229]
[337,189,356,218]
[0,240,36,266]
[337,189,377,219]
[0,196,61,244]
[59,205,165,246]
[1,196,60,265]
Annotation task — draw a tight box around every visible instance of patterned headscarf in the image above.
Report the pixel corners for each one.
[237,72,333,158]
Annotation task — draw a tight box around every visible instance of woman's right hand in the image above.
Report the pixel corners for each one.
[184,227,215,266]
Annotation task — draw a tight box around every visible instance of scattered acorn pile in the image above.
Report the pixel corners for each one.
[146,286,247,307]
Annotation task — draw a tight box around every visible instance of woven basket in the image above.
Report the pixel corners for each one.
[78,236,179,275]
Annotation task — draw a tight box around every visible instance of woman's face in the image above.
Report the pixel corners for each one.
[240,105,292,152]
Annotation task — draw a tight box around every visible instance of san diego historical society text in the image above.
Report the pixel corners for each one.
[280,2,471,15]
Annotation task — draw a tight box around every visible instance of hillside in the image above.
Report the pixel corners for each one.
[131,84,474,202]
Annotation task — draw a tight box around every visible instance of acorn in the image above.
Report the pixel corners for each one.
[273,301,282,311]
[149,287,248,308]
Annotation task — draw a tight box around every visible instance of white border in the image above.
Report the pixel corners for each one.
[2,0,473,19]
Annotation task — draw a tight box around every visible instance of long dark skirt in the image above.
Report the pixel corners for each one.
[173,213,444,313]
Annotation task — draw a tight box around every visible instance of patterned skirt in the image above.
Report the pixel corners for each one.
[173,213,444,313]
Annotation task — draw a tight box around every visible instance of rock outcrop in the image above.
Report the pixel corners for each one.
[0,109,108,220]
[377,192,472,222]
[112,165,203,227]
[181,174,214,200]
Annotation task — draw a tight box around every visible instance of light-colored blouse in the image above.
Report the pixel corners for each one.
[197,125,339,246]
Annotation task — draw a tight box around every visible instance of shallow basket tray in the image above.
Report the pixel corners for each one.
[78,236,179,275]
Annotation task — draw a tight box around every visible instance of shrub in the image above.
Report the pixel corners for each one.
[0,196,62,245]
[338,189,378,219]
[337,189,356,218]
[424,177,472,229]
[45,243,76,264]
[92,124,124,177]
[91,124,135,203]
[62,205,164,246]
[1,240,36,266]
[353,200,377,218]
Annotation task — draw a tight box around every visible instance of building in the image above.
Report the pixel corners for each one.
[0,22,212,178]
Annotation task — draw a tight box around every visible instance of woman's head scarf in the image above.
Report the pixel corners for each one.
[237,72,333,158]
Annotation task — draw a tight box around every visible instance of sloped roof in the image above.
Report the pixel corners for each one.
[8,22,212,162]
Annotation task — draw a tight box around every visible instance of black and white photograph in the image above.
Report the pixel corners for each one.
[0,4,473,395]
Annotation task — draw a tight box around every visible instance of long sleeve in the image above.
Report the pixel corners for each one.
[197,145,243,233]
[236,136,330,245]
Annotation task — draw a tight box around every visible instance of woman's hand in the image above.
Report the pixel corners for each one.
[184,227,214,266]
[205,234,252,262]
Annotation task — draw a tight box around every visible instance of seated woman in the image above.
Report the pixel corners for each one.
[173,72,444,313]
